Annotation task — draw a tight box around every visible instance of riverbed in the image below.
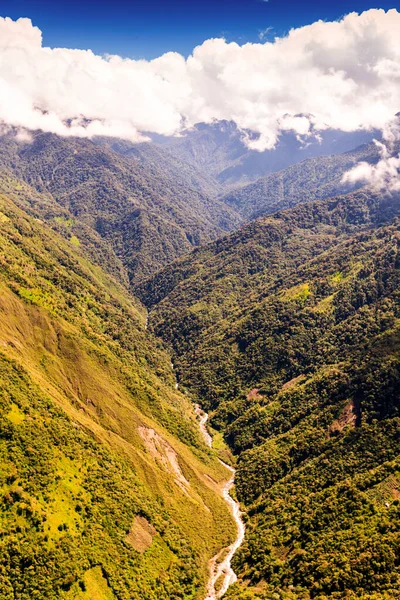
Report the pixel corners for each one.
[194,405,245,600]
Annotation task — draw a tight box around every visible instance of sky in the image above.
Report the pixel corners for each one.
[2,0,399,59]
[0,1,400,187]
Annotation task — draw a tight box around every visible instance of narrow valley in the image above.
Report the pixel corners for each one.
[1,6,400,598]
[194,405,246,600]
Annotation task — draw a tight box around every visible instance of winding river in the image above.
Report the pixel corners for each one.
[194,405,246,600]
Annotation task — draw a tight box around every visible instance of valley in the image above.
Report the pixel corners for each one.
[194,405,246,600]
[0,124,399,600]
[140,183,400,599]
[2,5,400,599]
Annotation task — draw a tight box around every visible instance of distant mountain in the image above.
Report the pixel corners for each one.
[220,141,382,220]
[0,173,234,599]
[138,188,400,599]
[155,120,378,187]
[0,127,384,287]
[0,131,241,284]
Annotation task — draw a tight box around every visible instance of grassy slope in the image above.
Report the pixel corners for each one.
[0,180,235,600]
[138,188,400,599]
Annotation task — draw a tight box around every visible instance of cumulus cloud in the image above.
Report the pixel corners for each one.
[1,9,400,148]
[342,118,400,191]
[343,146,400,191]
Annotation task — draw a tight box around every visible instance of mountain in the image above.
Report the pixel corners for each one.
[220,142,382,221]
[0,174,235,600]
[0,128,383,290]
[155,120,377,187]
[138,188,400,599]
[0,131,241,284]
[96,137,224,199]
[2,125,399,600]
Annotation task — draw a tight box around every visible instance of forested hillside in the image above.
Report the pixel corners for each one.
[220,142,381,220]
[0,131,241,284]
[139,187,400,599]
[0,175,235,600]
[1,127,399,600]
[0,129,385,290]
[156,121,376,187]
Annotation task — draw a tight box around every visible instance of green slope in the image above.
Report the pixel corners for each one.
[0,177,235,600]
[220,143,381,221]
[138,188,400,599]
[0,131,242,284]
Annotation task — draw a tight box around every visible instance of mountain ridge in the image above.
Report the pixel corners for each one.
[0,130,242,284]
[155,120,377,187]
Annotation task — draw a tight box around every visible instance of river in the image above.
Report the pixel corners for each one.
[194,404,246,600]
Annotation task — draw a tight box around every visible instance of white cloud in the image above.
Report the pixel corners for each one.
[258,27,273,41]
[342,123,400,191]
[1,10,400,148]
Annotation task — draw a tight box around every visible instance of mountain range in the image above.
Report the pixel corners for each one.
[0,130,238,284]
[154,120,378,187]
[0,124,383,289]
[1,121,399,600]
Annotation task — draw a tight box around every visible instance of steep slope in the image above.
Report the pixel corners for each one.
[156,120,376,187]
[97,137,223,200]
[138,188,400,599]
[0,170,129,287]
[0,177,235,600]
[0,131,241,284]
[220,143,381,220]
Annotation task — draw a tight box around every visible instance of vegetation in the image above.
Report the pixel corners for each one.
[0,131,241,284]
[139,187,400,599]
[2,126,400,599]
[220,142,382,220]
[0,177,235,599]
[158,120,376,187]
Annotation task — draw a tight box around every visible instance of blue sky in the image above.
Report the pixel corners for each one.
[2,0,399,58]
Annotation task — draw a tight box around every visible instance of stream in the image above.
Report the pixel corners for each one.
[194,404,246,599]
[170,357,245,598]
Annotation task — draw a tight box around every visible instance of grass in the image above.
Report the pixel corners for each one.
[70,235,80,247]
[330,270,343,284]
[313,293,335,313]
[280,282,311,303]
[54,217,75,228]
[6,403,25,424]
[65,567,116,600]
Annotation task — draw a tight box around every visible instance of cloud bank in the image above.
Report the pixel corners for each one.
[1,9,400,149]
[343,120,400,191]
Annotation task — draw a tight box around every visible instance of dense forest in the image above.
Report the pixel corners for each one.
[220,142,382,220]
[0,131,241,284]
[1,124,399,600]
[139,187,400,599]
[0,174,235,599]
[0,129,385,289]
